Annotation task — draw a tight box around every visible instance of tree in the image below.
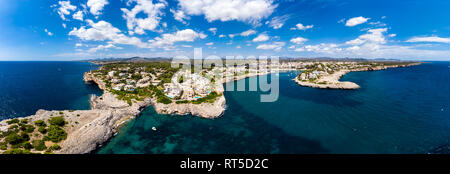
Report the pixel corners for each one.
[6,118,19,125]
[38,126,47,134]
[32,140,46,151]
[49,116,65,127]
[34,120,47,127]
[23,142,33,150]
[5,133,23,145]
[47,125,67,143]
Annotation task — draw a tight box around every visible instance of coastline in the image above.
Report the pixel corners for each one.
[0,66,285,154]
[0,61,421,154]
[293,62,421,89]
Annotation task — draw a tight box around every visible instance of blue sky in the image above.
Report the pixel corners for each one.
[0,0,449,60]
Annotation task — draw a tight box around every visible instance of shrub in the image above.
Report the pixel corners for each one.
[49,116,65,127]
[34,120,46,127]
[38,126,47,134]
[44,151,54,154]
[0,142,7,150]
[20,119,28,124]
[46,125,67,143]
[3,149,31,154]
[6,118,19,125]
[21,124,35,133]
[176,100,190,104]
[49,144,61,151]
[22,142,33,150]
[8,125,18,130]
[5,133,23,145]
[20,132,30,142]
[157,96,172,104]
[32,140,46,151]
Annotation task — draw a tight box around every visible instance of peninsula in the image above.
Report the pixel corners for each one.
[0,59,420,154]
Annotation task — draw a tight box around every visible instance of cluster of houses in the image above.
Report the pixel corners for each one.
[106,67,161,92]
[163,70,214,100]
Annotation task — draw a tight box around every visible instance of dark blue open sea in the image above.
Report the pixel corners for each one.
[0,61,102,120]
[1,61,449,153]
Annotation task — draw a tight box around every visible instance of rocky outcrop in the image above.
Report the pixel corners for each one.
[153,95,226,118]
[294,70,360,89]
[294,63,421,90]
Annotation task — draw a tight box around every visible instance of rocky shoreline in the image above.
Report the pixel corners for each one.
[294,63,421,89]
[0,70,234,154]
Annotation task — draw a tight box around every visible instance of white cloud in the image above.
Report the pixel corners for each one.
[176,0,277,24]
[236,45,241,49]
[368,21,386,27]
[294,43,341,53]
[406,36,450,43]
[147,29,207,49]
[256,42,285,51]
[44,29,53,36]
[206,42,214,46]
[290,37,308,44]
[388,34,396,37]
[346,28,387,45]
[208,28,217,35]
[170,9,189,24]
[288,28,450,60]
[252,33,269,42]
[56,1,77,21]
[219,34,226,38]
[240,29,257,36]
[69,20,149,48]
[62,23,67,28]
[87,0,109,16]
[75,43,84,47]
[72,11,84,21]
[88,43,122,53]
[345,16,370,27]
[291,23,313,30]
[267,15,289,29]
[121,0,166,35]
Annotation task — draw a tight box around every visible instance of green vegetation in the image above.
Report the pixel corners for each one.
[192,92,222,104]
[32,140,46,151]
[49,144,61,151]
[46,125,67,143]
[22,142,33,150]
[1,116,66,154]
[175,100,190,104]
[49,116,65,127]
[6,118,19,125]
[3,149,31,154]
[5,133,23,145]
[34,120,46,127]
[0,142,6,150]
[38,126,47,134]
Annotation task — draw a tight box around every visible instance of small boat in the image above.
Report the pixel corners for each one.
[152,127,157,131]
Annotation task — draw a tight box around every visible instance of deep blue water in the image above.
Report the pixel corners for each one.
[97,62,450,154]
[0,61,102,120]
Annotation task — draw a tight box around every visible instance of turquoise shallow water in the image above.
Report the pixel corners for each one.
[0,61,102,120]
[98,62,450,154]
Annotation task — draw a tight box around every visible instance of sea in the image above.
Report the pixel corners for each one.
[1,61,449,154]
